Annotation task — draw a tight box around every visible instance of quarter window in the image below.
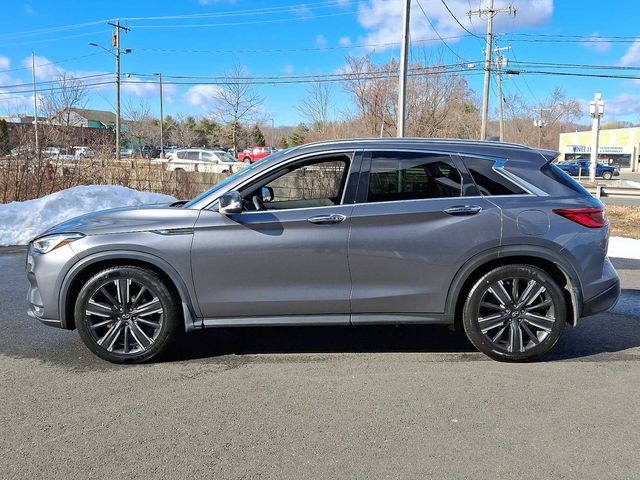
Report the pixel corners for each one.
[461,157,526,195]
[366,152,462,203]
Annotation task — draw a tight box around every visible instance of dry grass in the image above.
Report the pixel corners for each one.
[606,205,640,239]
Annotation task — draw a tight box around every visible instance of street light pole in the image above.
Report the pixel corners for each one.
[155,73,164,157]
[589,93,605,182]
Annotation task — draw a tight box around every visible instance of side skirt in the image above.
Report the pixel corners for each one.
[192,313,454,329]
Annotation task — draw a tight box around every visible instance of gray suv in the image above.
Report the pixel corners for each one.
[26,139,620,363]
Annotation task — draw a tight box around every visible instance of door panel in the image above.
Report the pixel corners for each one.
[348,150,501,315]
[348,198,500,313]
[191,205,354,318]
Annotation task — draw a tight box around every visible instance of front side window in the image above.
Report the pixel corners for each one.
[242,155,350,210]
[461,156,526,196]
[366,152,462,203]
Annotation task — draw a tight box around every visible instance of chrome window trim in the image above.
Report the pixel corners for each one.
[203,149,358,211]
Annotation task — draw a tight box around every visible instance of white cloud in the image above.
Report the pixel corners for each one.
[122,76,159,96]
[282,64,294,74]
[315,34,328,47]
[0,55,10,70]
[581,32,612,53]
[339,36,352,47]
[21,54,64,81]
[602,93,640,116]
[291,4,313,17]
[620,39,640,66]
[357,0,553,50]
[184,84,223,109]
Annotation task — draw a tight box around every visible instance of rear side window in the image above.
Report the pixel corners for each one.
[461,157,526,196]
[367,152,462,203]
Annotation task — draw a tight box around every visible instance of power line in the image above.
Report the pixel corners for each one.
[439,0,482,39]
[132,11,357,29]
[415,0,469,62]
[0,52,107,74]
[122,0,352,21]
[135,35,472,56]
[0,73,114,91]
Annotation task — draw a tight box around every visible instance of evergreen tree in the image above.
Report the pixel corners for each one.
[288,123,309,146]
[250,124,266,146]
[277,135,289,149]
[0,119,9,155]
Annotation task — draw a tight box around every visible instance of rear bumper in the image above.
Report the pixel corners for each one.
[581,277,620,317]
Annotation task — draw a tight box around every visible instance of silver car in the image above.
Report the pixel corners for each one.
[26,139,620,363]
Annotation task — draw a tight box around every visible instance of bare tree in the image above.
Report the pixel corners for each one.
[297,82,333,134]
[211,63,265,154]
[41,73,88,128]
[169,115,203,148]
[123,100,157,148]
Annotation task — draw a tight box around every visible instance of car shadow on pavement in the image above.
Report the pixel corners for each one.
[164,324,477,362]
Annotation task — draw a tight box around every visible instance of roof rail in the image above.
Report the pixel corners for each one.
[297,137,533,151]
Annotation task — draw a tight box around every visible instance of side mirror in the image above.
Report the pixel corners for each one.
[219,191,243,215]
[261,186,274,203]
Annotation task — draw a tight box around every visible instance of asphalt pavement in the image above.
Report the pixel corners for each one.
[0,247,639,479]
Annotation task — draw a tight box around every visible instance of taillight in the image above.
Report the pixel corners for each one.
[553,207,608,228]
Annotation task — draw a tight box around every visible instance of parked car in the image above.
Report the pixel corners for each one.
[558,158,619,180]
[118,148,134,158]
[237,146,278,163]
[72,146,96,159]
[26,138,620,364]
[166,148,246,174]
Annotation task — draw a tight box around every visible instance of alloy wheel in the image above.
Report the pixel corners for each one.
[85,278,164,355]
[476,277,556,354]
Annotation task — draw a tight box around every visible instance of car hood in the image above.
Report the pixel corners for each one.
[42,204,201,237]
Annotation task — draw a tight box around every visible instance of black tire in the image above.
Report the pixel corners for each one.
[75,266,180,363]
[462,265,566,362]
[602,171,613,180]
[563,169,572,175]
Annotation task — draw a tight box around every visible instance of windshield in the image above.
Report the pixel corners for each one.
[217,151,237,163]
[183,148,291,208]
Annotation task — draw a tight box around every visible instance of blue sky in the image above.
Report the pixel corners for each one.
[1,0,639,126]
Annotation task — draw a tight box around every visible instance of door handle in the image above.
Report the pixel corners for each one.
[307,214,347,225]
[444,205,482,216]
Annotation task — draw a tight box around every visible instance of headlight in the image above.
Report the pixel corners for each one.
[31,233,84,254]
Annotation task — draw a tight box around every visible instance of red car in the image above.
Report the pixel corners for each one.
[237,146,278,163]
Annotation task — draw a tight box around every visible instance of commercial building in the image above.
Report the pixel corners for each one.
[558,127,640,172]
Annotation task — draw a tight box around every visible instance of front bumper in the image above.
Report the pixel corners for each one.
[26,243,79,329]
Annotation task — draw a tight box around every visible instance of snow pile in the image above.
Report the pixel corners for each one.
[0,185,175,246]
[609,236,640,260]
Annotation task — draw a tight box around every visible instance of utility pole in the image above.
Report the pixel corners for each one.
[396,0,411,138]
[468,0,516,140]
[589,93,605,182]
[154,73,164,157]
[108,19,130,160]
[31,52,39,158]
[533,108,549,148]
[494,46,510,142]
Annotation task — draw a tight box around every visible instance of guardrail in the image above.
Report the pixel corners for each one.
[585,185,640,200]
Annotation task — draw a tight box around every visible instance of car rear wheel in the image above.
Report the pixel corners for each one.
[75,266,179,363]
[462,265,566,362]
[243,158,251,164]
[602,171,613,180]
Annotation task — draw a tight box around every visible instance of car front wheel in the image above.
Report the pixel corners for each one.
[462,265,566,362]
[602,171,613,180]
[75,266,179,363]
